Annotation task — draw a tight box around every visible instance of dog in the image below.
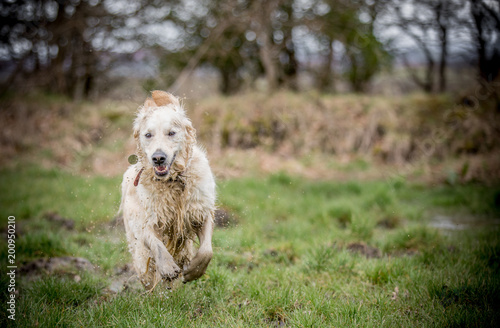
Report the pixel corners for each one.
[120,91,215,289]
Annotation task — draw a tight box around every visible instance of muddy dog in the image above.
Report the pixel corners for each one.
[120,91,215,289]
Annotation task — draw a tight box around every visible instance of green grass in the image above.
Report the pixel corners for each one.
[0,168,499,327]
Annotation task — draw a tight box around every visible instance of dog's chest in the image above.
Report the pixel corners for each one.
[135,178,205,235]
[147,183,186,219]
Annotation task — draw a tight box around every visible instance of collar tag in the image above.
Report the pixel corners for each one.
[128,154,138,165]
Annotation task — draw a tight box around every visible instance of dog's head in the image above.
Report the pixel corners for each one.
[133,91,196,179]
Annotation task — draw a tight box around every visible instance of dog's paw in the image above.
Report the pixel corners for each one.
[158,262,181,281]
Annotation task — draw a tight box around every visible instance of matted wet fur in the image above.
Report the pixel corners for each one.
[119,91,215,289]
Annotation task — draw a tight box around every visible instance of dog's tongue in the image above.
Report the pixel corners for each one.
[158,166,166,171]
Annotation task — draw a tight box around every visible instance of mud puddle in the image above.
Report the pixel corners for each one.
[430,214,500,231]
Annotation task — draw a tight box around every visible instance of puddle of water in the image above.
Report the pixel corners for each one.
[430,215,500,231]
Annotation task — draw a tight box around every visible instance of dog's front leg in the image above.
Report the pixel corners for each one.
[143,228,181,281]
[183,215,214,282]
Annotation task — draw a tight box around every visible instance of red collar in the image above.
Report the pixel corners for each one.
[134,168,144,187]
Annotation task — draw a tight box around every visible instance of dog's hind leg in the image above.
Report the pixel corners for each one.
[183,212,214,282]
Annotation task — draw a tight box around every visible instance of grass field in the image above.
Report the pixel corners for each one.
[1,167,499,327]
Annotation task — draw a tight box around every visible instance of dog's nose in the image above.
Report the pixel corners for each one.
[152,151,167,165]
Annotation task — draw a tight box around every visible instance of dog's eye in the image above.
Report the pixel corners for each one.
[145,133,152,138]
[168,131,176,136]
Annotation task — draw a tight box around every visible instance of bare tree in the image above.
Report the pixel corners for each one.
[0,0,113,98]
[387,0,467,93]
[167,0,297,94]
[306,0,390,92]
[469,0,500,83]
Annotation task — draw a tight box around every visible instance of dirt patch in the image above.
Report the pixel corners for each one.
[265,311,287,328]
[377,215,401,229]
[20,256,95,276]
[45,212,75,230]
[214,208,239,228]
[190,306,204,320]
[263,247,298,265]
[347,242,382,259]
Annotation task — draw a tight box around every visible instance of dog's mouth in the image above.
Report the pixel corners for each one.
[153,152,177,178]
[154,165,169,176]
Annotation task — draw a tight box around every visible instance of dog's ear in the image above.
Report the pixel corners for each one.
[185,120,197,145]
[151,90,180,108]
[133,119,141,139]
[133,111,145,139]
[143,97,156,108]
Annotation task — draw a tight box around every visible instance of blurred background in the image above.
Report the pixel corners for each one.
[1,2,500,326]
[0,0,499,181]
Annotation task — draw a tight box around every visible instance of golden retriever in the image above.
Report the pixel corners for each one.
[120,91,215,289]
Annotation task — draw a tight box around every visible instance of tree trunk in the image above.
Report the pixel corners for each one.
[259,31,278,91]
[424,59,434,93]
[437,1,448,93]
[401,54,434,93]
[470,0,500,82]
[318,40,334,92]
[256,0,280,92]
[438,31,447,93]
[220,65,240,95]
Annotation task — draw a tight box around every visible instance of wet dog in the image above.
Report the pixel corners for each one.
[120,91,215,289]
